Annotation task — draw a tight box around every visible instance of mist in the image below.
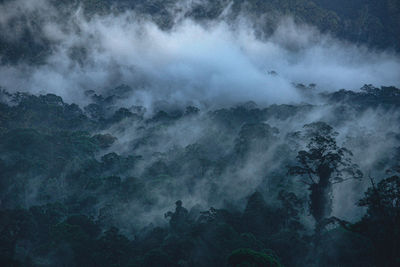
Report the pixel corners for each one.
[0,0,399,110]
[1,1,400,266]
[1,0,399,226]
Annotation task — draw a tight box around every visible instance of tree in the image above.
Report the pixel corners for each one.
[278,190,304,231]
[164,200,190,232]
[356,175,400,266]
[228,248,282,267]
[289,122,362,225]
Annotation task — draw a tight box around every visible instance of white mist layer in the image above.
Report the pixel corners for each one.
[0,1,399,109]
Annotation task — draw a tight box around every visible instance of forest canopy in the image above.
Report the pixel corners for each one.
[0,0,400,266]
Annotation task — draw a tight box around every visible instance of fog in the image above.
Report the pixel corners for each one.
[2,1,400,266]
[0,0,399,110]
[1,0,400,236]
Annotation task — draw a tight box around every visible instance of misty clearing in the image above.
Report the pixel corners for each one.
[0,0,400,267]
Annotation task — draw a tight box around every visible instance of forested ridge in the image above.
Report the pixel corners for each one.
[1,85,400,266]
[1,0,400,266]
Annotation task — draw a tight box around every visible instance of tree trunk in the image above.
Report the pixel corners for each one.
[310,165,333,224]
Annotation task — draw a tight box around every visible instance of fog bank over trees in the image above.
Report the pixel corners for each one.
[0,0,400,266]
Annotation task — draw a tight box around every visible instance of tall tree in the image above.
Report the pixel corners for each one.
[289,122,362,224]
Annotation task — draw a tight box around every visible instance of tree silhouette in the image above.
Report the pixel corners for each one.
[289,122,362,224]
[357,175,400,266]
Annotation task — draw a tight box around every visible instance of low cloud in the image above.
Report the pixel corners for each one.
[0,0,399,110]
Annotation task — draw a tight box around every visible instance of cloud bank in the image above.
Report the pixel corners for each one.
[0,0,399,110]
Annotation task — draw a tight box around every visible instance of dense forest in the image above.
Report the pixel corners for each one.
[0,0,400,266]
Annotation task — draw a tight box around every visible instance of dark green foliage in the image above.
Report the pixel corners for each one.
[323,85,400,109]
[0,1,399,265]
[317,227,373,267]
[235,123,279,156]
[143,249,174,267]
[359,176,400,219]
[228,248,282,267]
[241,192,278,237]
[289,122,362,224]
[165,200,190,232]
[354,176,400,266]
[3,93,92,132]
[0,87,399,266]
[91,134,117,149]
